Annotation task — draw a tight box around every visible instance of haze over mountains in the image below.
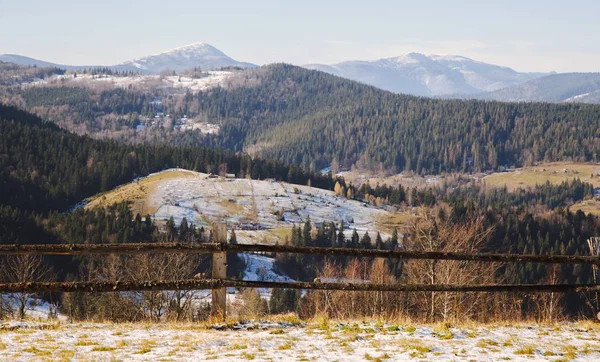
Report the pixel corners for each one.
[2,42,600,104]
[0,42,256,73]
[470,72,600,104]
[304,53,549,97]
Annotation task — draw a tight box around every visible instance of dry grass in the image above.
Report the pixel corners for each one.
[375,211,417,233]
[514,345,536,355]
[85,169,199,214]
[21,346,53,356]
[571,199,600,215]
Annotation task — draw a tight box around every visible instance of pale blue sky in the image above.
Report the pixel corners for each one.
[1,0,598,72]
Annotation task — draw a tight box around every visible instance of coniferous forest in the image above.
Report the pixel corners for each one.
[6,64,600,174]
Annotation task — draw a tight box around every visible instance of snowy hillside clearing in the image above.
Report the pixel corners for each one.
[2,320,600,361]
[86,169,407,244]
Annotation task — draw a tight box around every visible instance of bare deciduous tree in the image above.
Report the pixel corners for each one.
[403,213,499,322]
[1,255,53,320]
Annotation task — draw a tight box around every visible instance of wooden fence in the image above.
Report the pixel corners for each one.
[2,225,600,319]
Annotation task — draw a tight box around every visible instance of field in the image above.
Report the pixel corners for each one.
[483,162,600,191]
[2,320,600,361]
[336,170,443,190]
[85,169,413,243]
[571,199,600,216]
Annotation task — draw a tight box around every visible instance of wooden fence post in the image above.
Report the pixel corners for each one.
[211,223,227,321]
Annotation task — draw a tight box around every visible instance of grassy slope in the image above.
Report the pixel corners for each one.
[85,169,199,215]
[483,162,600,215]
[483,162,600,191]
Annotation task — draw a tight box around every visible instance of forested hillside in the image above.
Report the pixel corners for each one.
[7,64,600,175]
[0,104,333,215]
[198,65,600,173]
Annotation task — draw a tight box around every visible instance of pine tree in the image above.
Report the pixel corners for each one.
[350,229,359,248]
[166,216,177,241]
[337,221,345,247]
[179,217,189,241]
[375,232,383,249]
[302,217,312,247]
[328,222,336,247]
[390,227,399,249]
[360,231,371,249]
[230,229,237,244]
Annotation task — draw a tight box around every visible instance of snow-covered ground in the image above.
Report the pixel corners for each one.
[149,170,392,243]
[24,71,232,93]
[242,253,294,298]
[0,295,67,321]
[2,320,600,361]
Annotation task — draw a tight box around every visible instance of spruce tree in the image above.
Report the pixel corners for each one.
[302,217,312,247]
[360,231,371,249]
[337,221,345,247]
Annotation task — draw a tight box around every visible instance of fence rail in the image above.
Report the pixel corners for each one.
[1,279,600,294]
[1,242,600,265]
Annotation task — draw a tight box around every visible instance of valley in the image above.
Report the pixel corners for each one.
[3,18,600,360]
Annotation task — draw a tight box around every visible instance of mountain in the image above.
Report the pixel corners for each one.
[472,73,600,104]
[118,42,257,73]
[304,53,548,96]
[0,42,257,74]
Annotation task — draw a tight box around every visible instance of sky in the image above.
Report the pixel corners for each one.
[1,0,599,73]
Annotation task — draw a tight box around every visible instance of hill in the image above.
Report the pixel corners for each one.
[85,168,406,243]
[195,64,600,174]
[7,63,600,175]
[0,103,332,215]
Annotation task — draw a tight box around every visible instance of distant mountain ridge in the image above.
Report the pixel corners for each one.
[304,53,549,96]
[0,42,257,74]
[468,73,600,104]
[0,54,139,72]
[4,46,600,104]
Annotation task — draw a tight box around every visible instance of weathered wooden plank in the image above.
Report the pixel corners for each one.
[0,280,223,293]
[211,224,227,320]
[1,242,600,265]
[0,243,221,255]
[2,279,600,294]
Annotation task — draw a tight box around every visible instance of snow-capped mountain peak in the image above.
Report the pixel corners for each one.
[119,42,257,73]
[146,42,225,58]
